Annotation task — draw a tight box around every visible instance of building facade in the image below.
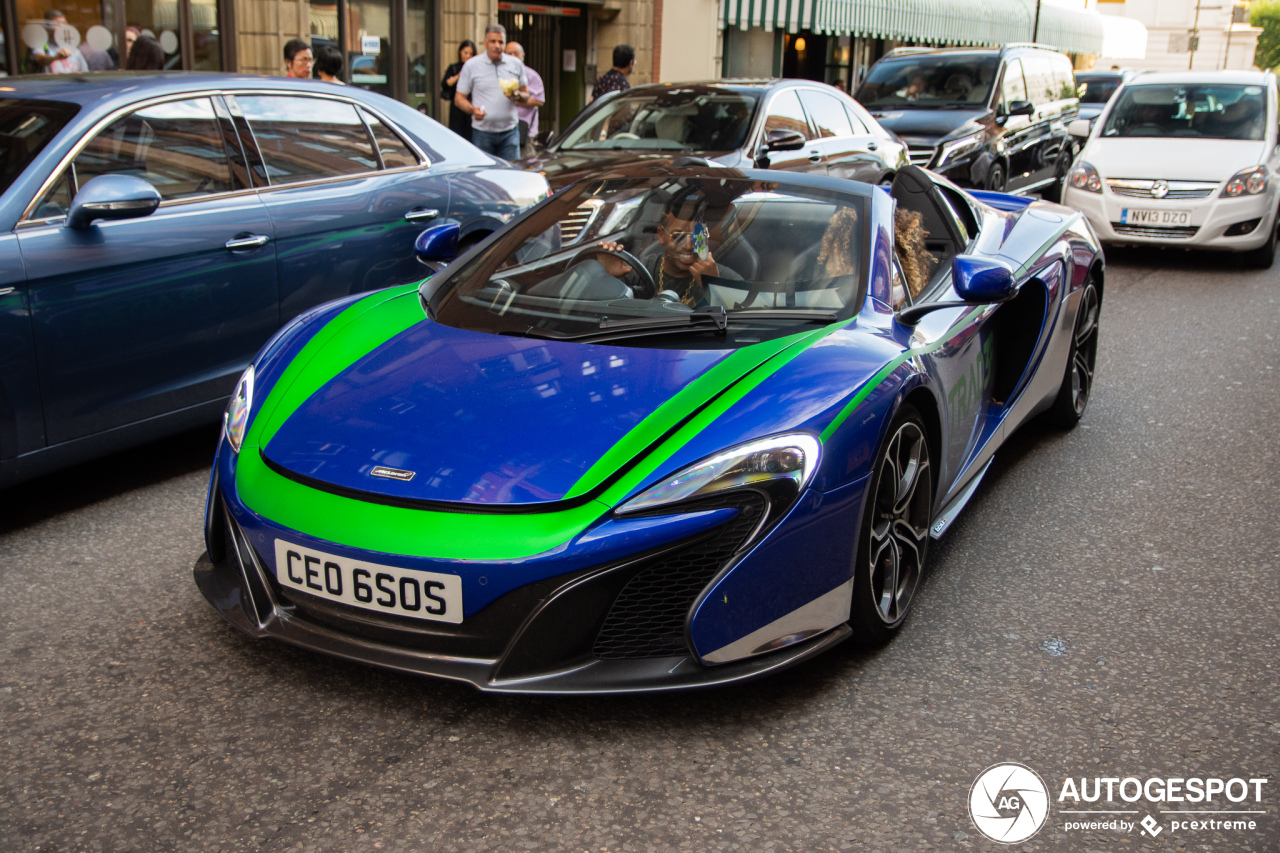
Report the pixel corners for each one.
[1094,0,1259,71]
[0,0,668,142]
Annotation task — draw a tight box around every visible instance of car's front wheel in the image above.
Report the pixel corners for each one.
[850,405,933,646]
[985,161,1007,192]
[1047,278,1100,428]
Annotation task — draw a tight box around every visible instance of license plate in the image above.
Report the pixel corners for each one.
[1120,208,1191,226]
[274,540,463,624]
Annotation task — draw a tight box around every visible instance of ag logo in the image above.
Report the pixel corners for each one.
[969,762,1050,843]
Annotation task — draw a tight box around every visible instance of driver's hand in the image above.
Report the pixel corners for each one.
[689,253,719,283]
[594,241,633,278]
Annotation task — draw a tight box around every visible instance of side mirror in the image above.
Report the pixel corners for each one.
[1007,99,1035,118]
[762,129,806,152]
[414,222,460,266]
[1067,118,1093,139]
[65,175,161,230]
[953,255,1018,303]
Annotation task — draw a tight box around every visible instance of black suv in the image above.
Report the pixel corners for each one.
[856,44,1079,200]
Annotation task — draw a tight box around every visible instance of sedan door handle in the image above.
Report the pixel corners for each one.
[225,234,270,251]
[867,141,878,151]
[808,151,823,162]
[404,208,440,223]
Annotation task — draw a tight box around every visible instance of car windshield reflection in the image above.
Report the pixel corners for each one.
[558,88,760,153]
[428,175,867,347]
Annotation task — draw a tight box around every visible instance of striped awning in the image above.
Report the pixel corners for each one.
[722,0,1108,55]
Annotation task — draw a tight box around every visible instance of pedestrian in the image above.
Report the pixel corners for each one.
[454,24,529,161]
[315,44,344,83]
[589,44,634,103]
[29,10,88,74]
[123,34,165,71]
[440,40,477,142]
[504,40,545,158]
[283,38,313,79]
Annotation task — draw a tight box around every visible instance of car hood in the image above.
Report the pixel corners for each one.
[518,148,742,191]
[864,107,990,144]
[260,319,780,509]
[1087,138,1266,180]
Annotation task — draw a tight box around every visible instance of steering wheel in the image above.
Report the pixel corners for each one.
[570,244,657,297]
[611,132,640,140]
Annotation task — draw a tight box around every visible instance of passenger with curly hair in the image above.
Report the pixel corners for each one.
[892,208,935,305]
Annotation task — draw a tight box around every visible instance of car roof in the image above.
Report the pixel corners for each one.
[1127,70,1272,86]
[0,71,387,107]
[614,79,841,95]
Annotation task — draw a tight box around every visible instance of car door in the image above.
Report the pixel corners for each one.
[996,57,1038,190]
[230,92,452,323]
[796,88,884,183]
[757,88,823,175]
[1010,53,1057,191]
[16,95,279,446]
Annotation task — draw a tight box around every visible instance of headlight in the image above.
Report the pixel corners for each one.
[616,434,821,516]
[1222,166,1268,197]
[223,365,254,454]
[936,133,983,167]
[1068,161,1103,194]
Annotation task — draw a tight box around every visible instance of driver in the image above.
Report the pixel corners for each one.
[595,190,728,307]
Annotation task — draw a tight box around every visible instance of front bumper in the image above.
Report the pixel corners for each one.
[1065,182,1278,250]
[193,510,849,693]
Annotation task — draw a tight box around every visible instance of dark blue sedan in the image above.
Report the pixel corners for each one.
[0,72,548,487]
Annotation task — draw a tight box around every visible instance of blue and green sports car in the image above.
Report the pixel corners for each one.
[195,164,1103,693]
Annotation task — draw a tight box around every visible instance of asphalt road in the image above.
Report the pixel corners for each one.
[1,246,1277,852]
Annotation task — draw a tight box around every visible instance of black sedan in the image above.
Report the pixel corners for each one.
[517,80,907,191]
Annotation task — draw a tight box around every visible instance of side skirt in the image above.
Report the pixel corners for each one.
[928,457,992,539]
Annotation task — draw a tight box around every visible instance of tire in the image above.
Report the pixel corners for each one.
[849,405,933,646]
[985,161,1007,192]
[1238,213,1278,269]
[1047,278,1100,429]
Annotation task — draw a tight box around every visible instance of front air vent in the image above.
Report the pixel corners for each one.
[558,199,604,244]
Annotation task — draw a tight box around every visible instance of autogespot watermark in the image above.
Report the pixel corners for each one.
[968,764,1269,843]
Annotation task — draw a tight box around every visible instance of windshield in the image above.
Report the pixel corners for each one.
[1077,75,1122,104]
[1102,84,1267,140]
[429,174,867,349]
[856,54,999,108]
[0,99,79,196]
[557,88,760,152]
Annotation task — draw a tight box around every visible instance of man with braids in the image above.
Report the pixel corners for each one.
[593,188,735,307]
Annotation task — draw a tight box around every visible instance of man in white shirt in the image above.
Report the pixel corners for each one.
[454,24,529,161]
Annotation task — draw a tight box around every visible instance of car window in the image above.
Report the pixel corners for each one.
[1102,83,1268,140]
[763,89,813,140]
[556,88,760,152]
[937,185,977,243]
[1078,76,1122,104]
[1023,55,1056,106]
[0,98,79,199]
[856,54,1000,107]
[845,102,873,135]
[798,90,855,138]
[1001,58,1028,105]
[1051,56,1077,101]
[238,95,380,185]
[69,97,235,202]
[359,108,420,169]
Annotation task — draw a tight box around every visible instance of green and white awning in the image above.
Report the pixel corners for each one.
[721,0,1110,56]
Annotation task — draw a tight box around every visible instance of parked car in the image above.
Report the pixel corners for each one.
[1063,70,1280,267]
[195,164,1104,693]
[0,72,548,487]
[857,44,1079,200]
[1071,68,1134,137]
[517,80,908,191]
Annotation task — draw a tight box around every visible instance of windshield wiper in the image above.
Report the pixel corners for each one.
[498,307,839,344]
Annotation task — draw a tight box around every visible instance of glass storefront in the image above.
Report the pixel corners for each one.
[347,0,390,97]
[11,0,221,73]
